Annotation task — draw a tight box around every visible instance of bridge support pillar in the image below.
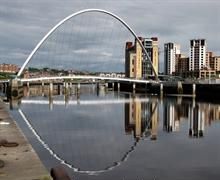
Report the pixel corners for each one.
[26,82,30,97]
[9,79,23,100]
[133,83,136,93]
[76,83,80,103]
[49,95,53,110]
[105,82,108,89]
[192,83,196,97]
[49,82,53,96]
[69,82,73,94]
[27,82,30,89]
[160,83,163,97]
[41,82,45,96]
[112,82,115,90]
[75,83,80,95]
[177,96,182,105]
[64,82,69,95]
[58,84,62,95]
[177,81,183,94]
[117,82,120,91]
[64,92,69,106]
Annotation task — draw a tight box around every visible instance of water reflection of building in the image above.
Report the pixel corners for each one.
[163,100,188,132]
[125,95,142,139]
[125,95,158,140]
[163,102,179,132]
[188,103,220,138]
[204,104,220,125]
[163,98,220,137]
[188,104,205,137]
[23,85,62,97]
[149,102,158,140]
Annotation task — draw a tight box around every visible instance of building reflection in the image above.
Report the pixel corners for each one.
[10,84,220,140]
[124,94,159,140]
[163,100,188,132]
[23,84,61,97]
[150,101,159,140]
[189,103,220,138]
[163,102,176,132]
[162,98,220,138]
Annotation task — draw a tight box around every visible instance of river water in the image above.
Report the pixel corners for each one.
[9,85,220,180]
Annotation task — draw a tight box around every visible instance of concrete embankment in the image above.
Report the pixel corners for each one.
[0,100,51,180]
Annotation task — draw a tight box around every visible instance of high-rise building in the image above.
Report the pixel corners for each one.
[125,39,142,79]
[207,52,220,72]
[125,37,159,79]
[164,43,180,75]
[205,51,213,68]
[213,56,220,72]
[175,54,189,77]
[142,37,159,78]
[189,39,206,71]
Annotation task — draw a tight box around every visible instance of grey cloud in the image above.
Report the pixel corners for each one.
[0,0,219,72]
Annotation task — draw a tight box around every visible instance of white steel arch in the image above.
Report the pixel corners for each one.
[16,9,158,80]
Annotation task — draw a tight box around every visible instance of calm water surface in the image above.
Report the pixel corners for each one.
[10,85,220,180]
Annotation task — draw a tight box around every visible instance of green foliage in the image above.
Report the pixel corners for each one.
[28,67,40,72]
[0,72,15,79]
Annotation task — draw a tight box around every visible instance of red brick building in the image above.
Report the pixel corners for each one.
[0,63,19,73]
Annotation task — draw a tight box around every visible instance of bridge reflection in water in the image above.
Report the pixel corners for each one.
[8,84,220,180]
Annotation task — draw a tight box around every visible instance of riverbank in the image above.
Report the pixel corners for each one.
[0,100,51,180]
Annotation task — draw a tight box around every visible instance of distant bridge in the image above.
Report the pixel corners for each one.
[19,75,156,84]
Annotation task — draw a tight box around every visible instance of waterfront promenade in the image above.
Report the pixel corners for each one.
[0,100,51,180]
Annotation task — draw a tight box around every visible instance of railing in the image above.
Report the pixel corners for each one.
[19,75,155,84]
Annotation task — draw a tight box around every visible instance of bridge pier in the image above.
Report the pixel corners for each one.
[64,92,69,106]
[9,79,23,100]
[192,83,196,97]
[77,83,80,90]
[69,82,73,94]
[49,95,53,110]
[41,81,45,96]
[117,82,120,91]
[76,88,80,104]
[26,82,30,97]
[177,81,183,94]
[75,83,80,101]
[133,83,136,93]
[105,82,108,89]
[177,96,182,105]
[58,84,62,95]
[27,82,30,89]
[160,83,163,98]
[63,82,69,95]
[49,82,53,97]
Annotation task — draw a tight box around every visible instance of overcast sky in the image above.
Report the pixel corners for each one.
[0,0,219,72]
